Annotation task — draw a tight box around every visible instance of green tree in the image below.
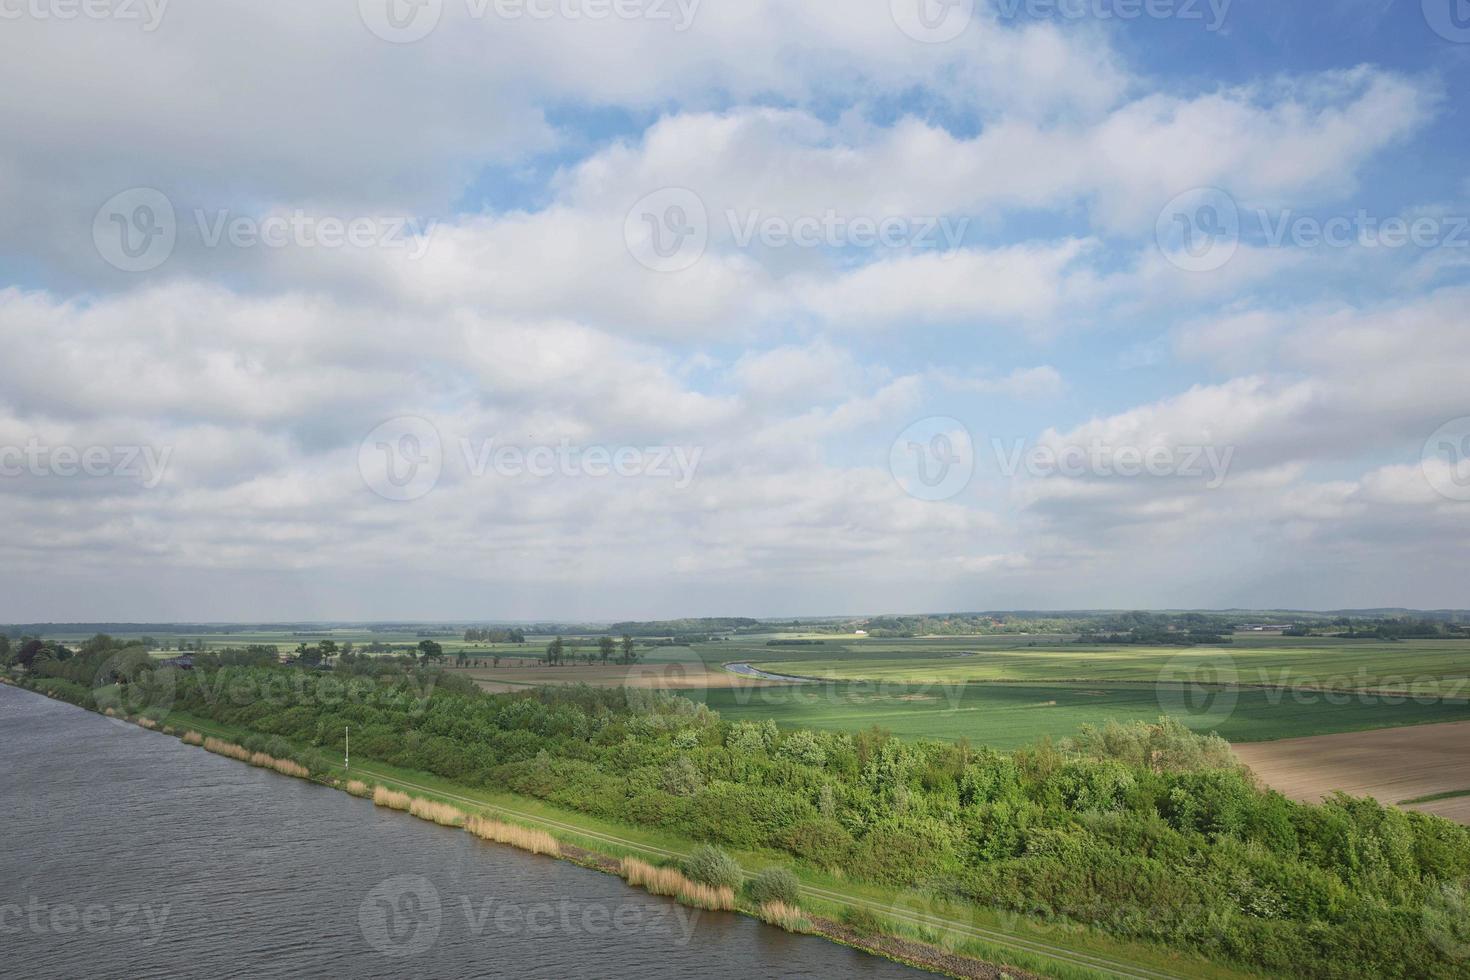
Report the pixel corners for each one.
[599,636,615,665]
[619,634,638,665]
[417,640,445,663]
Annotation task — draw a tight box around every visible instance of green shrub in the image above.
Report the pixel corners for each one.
[682,845,743,889]
[840,905,886,936]
[745,867,800,906]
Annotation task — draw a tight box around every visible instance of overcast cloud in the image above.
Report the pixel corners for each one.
[1,2,1467,620]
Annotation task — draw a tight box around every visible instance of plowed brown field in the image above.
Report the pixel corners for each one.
[1234,720,1470,824]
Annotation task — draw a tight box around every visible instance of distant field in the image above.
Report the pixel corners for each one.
[36,628,1470,751]
[738,637,1470,698]
[1235,720,1470,825]
[466,660,780,693]
[704,680,1470,749]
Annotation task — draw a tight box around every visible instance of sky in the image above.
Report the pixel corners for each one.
[1,0,1468,621]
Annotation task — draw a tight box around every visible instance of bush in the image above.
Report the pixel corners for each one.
[745,867,800,906]
[682,845,743,889]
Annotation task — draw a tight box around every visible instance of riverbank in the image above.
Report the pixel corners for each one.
[2,676,1247,980]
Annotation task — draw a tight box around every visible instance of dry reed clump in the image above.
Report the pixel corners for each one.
[676,881,736,911]
[162,725,176,736]
[465,816,561,857]
[271,758,310,779]
[756,901,809,932]
[136,717,159,730]
[103,708,117,717]
[204,737,251,762]
[344,779,371,798]
[620,858,733,911]
[373,786,413,811]
[181,731,204,746]
[249,751,274,767]
[409,797,466,827]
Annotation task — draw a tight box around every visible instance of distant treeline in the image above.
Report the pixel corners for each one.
[463,628,527,643]
[608,618,762,637]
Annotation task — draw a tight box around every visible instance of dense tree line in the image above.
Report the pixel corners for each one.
[463,628,527,643]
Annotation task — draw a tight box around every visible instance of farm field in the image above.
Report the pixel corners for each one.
[739,636,1470,698]
[465,660,782,693]
[704,680,1470,749]
[1234,720,1470,825]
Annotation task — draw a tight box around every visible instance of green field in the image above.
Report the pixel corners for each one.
[691,634,1470,745]
[705,680,1470,748]
[740,636,1470,698]
[34,627,1470,747]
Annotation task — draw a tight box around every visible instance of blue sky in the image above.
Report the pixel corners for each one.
[0,0,1467,620]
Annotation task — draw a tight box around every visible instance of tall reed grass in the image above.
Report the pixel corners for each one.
[465,816,561,857]
[409,797,466,827]
[620,858,734,911]
[271,757,310,779]
[181,730,204,746]
[204,737,251,762]
[242,749,310,779]
[344,779,371,798]
[136,717,158,730]
[373,786,412,811]
[756,901,810,932]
